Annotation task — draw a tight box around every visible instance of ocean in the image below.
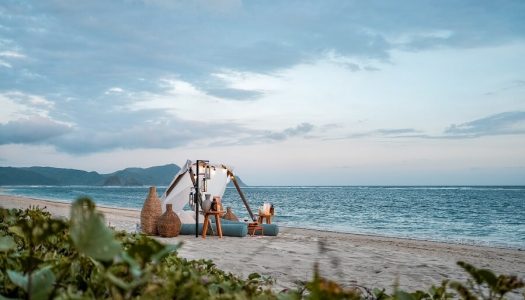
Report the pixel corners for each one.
[1,185,524,249]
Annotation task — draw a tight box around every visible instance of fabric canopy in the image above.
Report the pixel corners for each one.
[161,160,232,213]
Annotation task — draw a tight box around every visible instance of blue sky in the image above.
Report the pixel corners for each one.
[1,0,524,185]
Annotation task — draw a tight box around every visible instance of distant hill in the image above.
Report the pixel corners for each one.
[24,167,103,185]
[0,164,248,187]
[228,176,248,187]
[103,164,180,186]
[0,164,181,186]
[0,167,59,185]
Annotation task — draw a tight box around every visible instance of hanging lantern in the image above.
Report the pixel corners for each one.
[188,190,194,210]
[202,177,208,192]
[205,165,211,180]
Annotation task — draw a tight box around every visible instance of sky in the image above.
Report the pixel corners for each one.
[1,0,524,185]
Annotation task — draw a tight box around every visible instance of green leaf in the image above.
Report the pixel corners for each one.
[151,243,180,263]
[457,261,483,285]
[30,266,56,300]
[248,273,261,280]
[395,290,416,300]
[70,197,121,261]
[8,226,25,240]
[7,267,55,300]
[477,269,497,288]
[106,272,131,290]
[120,252,142,279]
[7,269,28,291]
[449,282,478,300]
[0,236,16,252]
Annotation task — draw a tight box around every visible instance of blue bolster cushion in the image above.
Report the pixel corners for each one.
[210,219,279,236]
[179,223,248,237]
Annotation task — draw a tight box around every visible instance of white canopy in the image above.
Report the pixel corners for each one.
[161,160,232,213]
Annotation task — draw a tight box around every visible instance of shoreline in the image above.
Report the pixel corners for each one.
[1,194,525,294]
[1,192,522,251]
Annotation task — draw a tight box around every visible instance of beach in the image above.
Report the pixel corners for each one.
[1,194,524,294]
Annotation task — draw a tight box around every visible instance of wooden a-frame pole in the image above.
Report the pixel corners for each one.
[229,171,255,221]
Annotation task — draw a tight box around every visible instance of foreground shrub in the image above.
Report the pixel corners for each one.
[0,197,523,299]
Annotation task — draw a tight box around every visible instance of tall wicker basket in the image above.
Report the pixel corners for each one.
[222,207,239,222]
[157,204,181,237]
[140,186,162,235]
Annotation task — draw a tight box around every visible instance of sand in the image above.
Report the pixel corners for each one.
[1,194,524,295]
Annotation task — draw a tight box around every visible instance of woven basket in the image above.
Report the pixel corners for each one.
[157,204,181,237]
[140,186,162,235]
[222,207,239,222]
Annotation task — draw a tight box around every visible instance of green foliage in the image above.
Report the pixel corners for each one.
[0,198,276,299]
[8,266,55,300]
[449,261,525,300]
[0,198,524,299]
[69,197,121,261]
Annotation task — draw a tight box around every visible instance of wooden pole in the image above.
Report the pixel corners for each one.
[229,172,255,221]
[195,161,200,238]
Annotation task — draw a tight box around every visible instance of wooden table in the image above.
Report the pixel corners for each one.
[202,211,224,239]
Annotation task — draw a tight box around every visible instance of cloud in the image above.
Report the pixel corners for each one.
[0,51,26,59]
[0,89,316,152]
[340,112,525,140]
[263,123,313,141]
[204,88,263,101]
[51,119,242,153]
[2,1,523,99]
[48,120,316,153]
[0,116,72,144]
[105,87,125,94]
[343,128,421,139]
[376,128,420,135]
[0,60,11,68]
[227,123,315,145]
[0,51,25,69]
[3,91,54,109]
[1,1,524,160]
[444,111,525,137]
[484,80,525,96]
[0,91,55,122]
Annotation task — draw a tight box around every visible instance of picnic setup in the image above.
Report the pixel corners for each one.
[140,160,279,238]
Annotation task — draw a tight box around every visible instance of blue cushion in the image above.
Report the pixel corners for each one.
[179,223,248,237]
[210,219,280,236]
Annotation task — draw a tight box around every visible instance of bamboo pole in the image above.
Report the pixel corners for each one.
[229,172,255,220]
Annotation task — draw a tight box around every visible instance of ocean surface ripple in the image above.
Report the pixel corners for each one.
[1,185,524,248]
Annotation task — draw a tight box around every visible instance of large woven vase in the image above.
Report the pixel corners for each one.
[223,207,239,222]
[140,186,162,235]
[157,204,181,237]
